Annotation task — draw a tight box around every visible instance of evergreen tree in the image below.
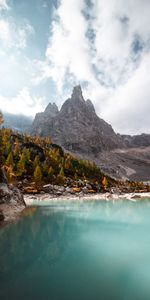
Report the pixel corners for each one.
[6,152,13,167]
[34,165,42,190]
[17,153,26,177]
[0,111,3,125]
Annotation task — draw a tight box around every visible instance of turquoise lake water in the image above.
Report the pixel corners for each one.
[1,199,150,300]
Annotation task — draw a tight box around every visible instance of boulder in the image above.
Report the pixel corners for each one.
[0,183,25,205]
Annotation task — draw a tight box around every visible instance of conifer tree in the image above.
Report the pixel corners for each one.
[17,153,26,176]
[6,152,13,167]
[33,155,39,170]
[34,165,42,190]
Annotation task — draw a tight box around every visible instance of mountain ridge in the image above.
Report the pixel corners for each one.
[31,85,123,154]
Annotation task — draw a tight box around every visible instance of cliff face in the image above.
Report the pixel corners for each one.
[31,86,123,155]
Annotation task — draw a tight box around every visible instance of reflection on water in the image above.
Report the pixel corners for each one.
[1,199,150,300]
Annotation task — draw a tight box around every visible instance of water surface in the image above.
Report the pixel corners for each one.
[1,199,150,300]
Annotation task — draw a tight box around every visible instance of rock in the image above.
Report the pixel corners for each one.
[0,182,25,224]
[82,187,89,194]
[0,183,12,204]
[23,186,38,194]
[85,183,92,190]
[72,187,81,193]
[53,185,65,193]
[31,85,124,155]
[10,199,17,205]
[77,179,85,187]
[43,184,54,193]
[9,185,24,205]
[65,187,75,194]
[88,189,97,193]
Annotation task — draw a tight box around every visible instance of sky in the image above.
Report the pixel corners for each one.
[0,0,150,134]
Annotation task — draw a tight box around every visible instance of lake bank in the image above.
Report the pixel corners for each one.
[24,191,150,206]
[1,190,150,227]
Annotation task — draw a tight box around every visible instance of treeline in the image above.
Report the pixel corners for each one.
[0,128,107,191]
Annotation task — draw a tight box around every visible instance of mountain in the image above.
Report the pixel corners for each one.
[122,133,150,148]
[31,85,123,155]
[3,113,32,133]
[31,86,150,181]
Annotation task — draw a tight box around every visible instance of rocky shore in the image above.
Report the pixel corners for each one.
[1,180,150,226]
[0,183,25,225]
[24,189,150,207]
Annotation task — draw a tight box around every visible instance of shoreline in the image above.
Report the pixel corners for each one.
[24,191,150,206]
[1,191,150,227]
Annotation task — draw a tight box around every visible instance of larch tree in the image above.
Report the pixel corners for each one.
[34,165,42,190]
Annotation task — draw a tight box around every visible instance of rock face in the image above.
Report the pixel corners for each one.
[122,134,150,148]
[31,86,123,155]
[0,168,25,223]
[0,183,24,205]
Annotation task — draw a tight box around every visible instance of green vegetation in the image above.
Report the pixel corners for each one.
[0,128,106,192]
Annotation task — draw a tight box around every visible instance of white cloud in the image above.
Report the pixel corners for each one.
[0,0,9,11]
[1,0,150,134]
[0,88,44,117]
[101,52,150,134]
[35,0,97,92]
[0,19,34,49]
[34,0,150,134]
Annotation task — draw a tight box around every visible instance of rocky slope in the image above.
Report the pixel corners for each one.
[122,134,150,148]
[0,169,25,224]
[31,85,150,181]
[31,86,123,155]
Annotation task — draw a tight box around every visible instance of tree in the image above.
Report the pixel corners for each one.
[102,176,108,190]
[6,152,13,167]
[33,155,40,170]
[17,153,26,177]
[34,165,42,190]
[0,111,3,125]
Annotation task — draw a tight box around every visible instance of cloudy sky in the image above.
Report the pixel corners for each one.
[0,0,150,134]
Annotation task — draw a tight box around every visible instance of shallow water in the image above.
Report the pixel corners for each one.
[1,199,150,300]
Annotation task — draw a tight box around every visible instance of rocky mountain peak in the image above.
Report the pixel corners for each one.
[31,85,124,154]
[71,85,84,103]
[44,102,59,117]
[86,99,96,113]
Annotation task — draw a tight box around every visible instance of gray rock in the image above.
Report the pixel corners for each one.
[82,187,89,194]
[31,85,124,155]
[0,183,25,205]
[0,183,12,203]
[43,184,54,193]
[65,187,75,194]
[85,183,92,190]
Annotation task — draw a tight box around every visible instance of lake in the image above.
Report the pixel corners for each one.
[1,199,150,300]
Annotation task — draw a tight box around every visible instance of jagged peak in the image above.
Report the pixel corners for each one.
[86,99,95,113]
[44,102,59,116]
[71,85,85,103]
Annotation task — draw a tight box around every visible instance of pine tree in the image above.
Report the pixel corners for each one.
[17,153,26,177]
[34,165,42,190]
[6,152,14,167]
[0,111,3,125]
[48,166,54,182]
[33,155,39,170]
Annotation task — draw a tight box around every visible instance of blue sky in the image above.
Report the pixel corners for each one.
[0,0,150,134]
